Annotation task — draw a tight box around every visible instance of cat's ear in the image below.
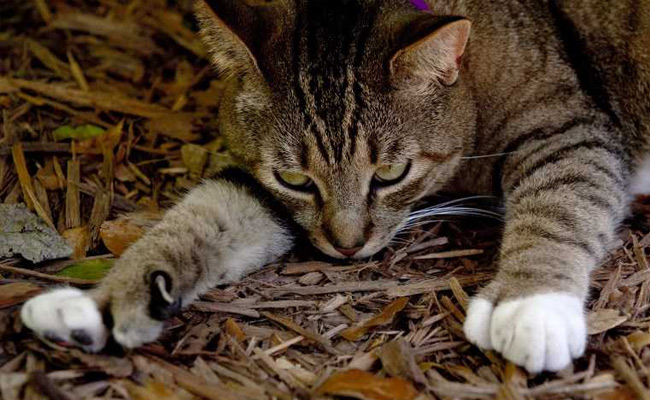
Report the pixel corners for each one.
[195,0,284,78]
[390,18,471,86]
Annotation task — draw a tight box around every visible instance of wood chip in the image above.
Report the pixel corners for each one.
[65,159,81,229]
[262,311,339,355]
[413,249,484,260]
[341,298,409,341]
[192,302,260,318]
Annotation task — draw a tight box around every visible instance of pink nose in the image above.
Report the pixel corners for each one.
[335,246,362,258]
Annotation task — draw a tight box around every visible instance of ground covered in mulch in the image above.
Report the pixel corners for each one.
[1,1,650,399]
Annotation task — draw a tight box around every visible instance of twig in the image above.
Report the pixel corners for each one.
[414,249,484,260]
[262,311,340,355]
[0,263,97,286]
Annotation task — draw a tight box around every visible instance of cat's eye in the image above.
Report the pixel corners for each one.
[373,162,410,186]
[276,171,314,191]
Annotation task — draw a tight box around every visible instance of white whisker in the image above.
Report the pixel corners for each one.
[460,151,518,160]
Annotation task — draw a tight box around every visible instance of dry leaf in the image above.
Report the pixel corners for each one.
[591,386,637,400]
[192,80,224,108]
[0,373,29,400]
[35,164,61,191]
[123,380,184,400]
[0,282,41,309]
[181,144,208,177]
[100,219,145,256]
[75,120,124,154]
[341,298,409,341]
[145,114,200,142]
[377,338,427,385]
[587,309,628,335]
[115,163,137,182]
[627,331,650,352]
[314,369,419,400]
[62,226,90,259]
[224,318,245,342]
[71,350,133,378]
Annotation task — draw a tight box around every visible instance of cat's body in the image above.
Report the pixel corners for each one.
[21,0,650,373]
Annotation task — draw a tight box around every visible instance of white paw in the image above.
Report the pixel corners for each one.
[464,293,586,373]
[21,288,108,352]
[463,298,494,350]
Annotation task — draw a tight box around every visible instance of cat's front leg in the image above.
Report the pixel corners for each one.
[463,123,630,372]
[21,173,294,351]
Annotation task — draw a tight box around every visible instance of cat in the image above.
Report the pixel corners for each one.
[21,0,650,373]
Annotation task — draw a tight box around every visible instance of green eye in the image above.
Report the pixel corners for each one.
[276,171,313,190]
[374,162,410,185]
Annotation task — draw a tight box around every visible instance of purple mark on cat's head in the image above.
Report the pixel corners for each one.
[410,0,430,11]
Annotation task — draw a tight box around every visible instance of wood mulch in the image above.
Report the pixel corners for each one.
[1,1,649,399]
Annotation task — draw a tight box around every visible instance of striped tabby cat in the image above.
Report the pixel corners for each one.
[22,0,650,373]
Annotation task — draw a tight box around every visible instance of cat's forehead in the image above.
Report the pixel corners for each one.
[255,0,423,84]
[269,95,420,171]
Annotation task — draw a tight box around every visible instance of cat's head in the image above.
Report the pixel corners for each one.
[197,0,476,259]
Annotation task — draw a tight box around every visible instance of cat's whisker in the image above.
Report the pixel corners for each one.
[415,195,498,210]
[460,151,519,160]
[407,206,504,222]
[406,196,500,218]
[395,219,448,235]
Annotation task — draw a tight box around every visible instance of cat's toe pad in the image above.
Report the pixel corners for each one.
[464,293,586,373]
[21,288,108,352]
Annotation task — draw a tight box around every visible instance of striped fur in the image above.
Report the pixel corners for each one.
[22,0,650,371]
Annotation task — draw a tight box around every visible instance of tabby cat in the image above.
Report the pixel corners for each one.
[21,0,650,373]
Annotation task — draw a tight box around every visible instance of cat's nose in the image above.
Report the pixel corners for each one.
[335,246,363,258]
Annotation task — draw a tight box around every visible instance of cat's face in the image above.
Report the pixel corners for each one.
[198,0,475,258]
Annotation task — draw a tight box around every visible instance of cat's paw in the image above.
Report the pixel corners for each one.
[21,288,108,353]
[463,293,586,373]
[21,270,179,352]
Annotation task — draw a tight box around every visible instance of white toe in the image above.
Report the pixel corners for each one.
[490,300,519,353]
[544,319,570,372]
[505,311,545,371]
[463,298,494,350]
[21,288,108,352]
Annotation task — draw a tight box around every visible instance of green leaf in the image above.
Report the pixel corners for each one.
[53,124,106,141]
[55,259,114,281]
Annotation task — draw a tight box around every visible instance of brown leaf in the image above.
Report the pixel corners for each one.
[627,331,650,352]
[224,318,245,342]
[123,380,183,400]
[71,350,133,378]
[377,339,427,386]
[181,144,208,177]
[592,386,637,400]
[145,114,200,142]
[192,80,224,108]
[587,309,628,335]
[75,120,124,155]
[35,164,62,191]
[0,282,41,309]
[314,369,420,400]
[62,226,90,260]
[100,219,145,256]
[341,298,409,341]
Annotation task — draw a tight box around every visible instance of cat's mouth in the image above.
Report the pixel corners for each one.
[311,230,392,260]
